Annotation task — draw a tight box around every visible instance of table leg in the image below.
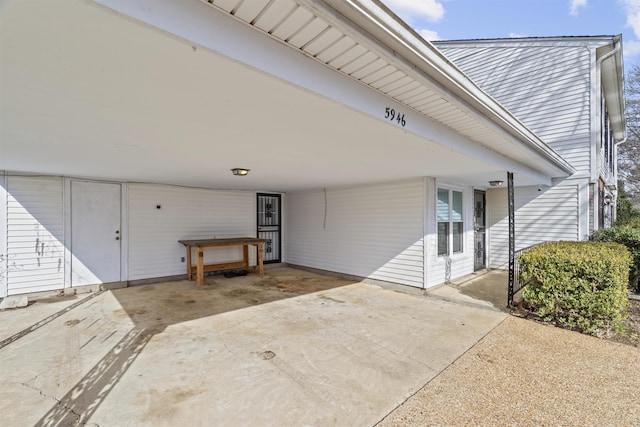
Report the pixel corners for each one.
[257,243,264,277]
[186,245,192,280]
[243,244,249,272]
[197,247,204,286]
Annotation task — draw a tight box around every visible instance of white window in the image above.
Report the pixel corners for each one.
[437,188,463,256]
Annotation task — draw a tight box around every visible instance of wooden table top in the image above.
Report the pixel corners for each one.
[178,237,268,247]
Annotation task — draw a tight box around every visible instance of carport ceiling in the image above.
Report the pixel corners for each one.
[1,0,521,191]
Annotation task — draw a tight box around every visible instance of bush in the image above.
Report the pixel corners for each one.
[591,225,640,293]
[520,241,632,334]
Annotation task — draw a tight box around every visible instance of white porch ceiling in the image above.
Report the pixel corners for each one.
[0,0,570,192]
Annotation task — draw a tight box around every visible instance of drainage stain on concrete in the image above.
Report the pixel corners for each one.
[223,289,250,297]
[259,350,276,360]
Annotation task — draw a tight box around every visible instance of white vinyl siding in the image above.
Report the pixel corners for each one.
[487,185,579,268]
[127,184,255,281]
[286,179,425,287]
[6,176,65,295]
[437,44,592,174]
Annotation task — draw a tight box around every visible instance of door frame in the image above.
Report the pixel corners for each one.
[473,189,486,271]
[64,178,128,289]
[256,193,282,264]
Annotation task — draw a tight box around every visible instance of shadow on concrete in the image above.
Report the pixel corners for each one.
[429,269,519,313]
[35,267,351,425]
[454,269,510,309]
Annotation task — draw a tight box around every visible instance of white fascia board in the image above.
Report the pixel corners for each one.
[435,36,619,49]
[311,0,575,177]
[91,0,555,183]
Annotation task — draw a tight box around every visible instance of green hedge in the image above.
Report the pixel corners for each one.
[520,241,632,334]
[591,225,640,292]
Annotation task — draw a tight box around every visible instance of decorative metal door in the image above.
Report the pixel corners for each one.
[474,190,486,271]
[257,193,281,263]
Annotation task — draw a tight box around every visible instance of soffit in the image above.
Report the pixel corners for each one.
[202,0,572,177]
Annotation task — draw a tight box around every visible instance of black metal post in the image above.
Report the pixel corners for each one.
[507,171,515,307]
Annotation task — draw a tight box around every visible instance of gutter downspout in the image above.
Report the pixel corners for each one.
[593,37,622,227]
[614,136,627,185]
[612,136,627,223]
[595,37,621,183]
[596,37,621,71]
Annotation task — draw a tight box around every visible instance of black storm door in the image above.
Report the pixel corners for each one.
[257,193,281,263]
[474,190,486,271]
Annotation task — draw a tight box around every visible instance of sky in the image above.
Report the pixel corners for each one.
[381,0,640,69]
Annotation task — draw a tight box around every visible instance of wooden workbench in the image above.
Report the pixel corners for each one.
[178,237,268,286]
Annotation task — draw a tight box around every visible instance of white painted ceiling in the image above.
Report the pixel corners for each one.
[0,0,568,192]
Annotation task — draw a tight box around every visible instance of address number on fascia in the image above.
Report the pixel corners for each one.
[384,107,406,127]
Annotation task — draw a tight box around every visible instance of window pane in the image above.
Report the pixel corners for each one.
[452,222,463,253]
[437,188,449,221]
[452,191,463,222]
[438,222,449,256]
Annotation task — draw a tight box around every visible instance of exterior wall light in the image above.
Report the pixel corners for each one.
[489,180,504,187]
[231,168,250,176]
[604,194,612,205]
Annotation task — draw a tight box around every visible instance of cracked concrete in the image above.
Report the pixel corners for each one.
[0,267,505,426]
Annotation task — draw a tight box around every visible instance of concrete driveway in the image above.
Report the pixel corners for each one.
[0,267,505,426]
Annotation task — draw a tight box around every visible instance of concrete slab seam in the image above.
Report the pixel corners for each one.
[426,293,505,313]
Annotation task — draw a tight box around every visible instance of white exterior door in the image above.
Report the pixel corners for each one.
[71,181,122,286]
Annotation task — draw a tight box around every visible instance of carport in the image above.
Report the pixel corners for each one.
[0,1,577,423]
[1,0,567,191]
[0,0,574,298]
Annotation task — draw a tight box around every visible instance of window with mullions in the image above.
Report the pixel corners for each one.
[437,188,463,256]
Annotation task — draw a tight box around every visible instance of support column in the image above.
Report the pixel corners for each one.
[507,171,515,307]
[0,172,7,298]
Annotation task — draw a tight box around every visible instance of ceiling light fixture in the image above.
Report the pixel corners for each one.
[489,180,504,187]
[231,168,250,176]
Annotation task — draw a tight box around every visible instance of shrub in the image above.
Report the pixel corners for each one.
[591,225,640,292]
[520,241,632,334]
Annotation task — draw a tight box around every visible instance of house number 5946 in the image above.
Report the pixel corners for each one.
[384,107,406,127]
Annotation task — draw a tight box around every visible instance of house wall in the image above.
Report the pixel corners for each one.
[286,178,479,289]
[487,184,580,268]
[0,173,484,296]
[285,179,426,288]
[0,176,262,296]
[438,44,593,177]
[127,184,257,281]
[4,175,66,295]
[437,41,602,246]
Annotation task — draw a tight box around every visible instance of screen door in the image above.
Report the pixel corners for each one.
[257,193,281,263]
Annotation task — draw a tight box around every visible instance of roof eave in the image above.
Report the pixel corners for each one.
[313,0,575,177]
[598,36,627,140]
